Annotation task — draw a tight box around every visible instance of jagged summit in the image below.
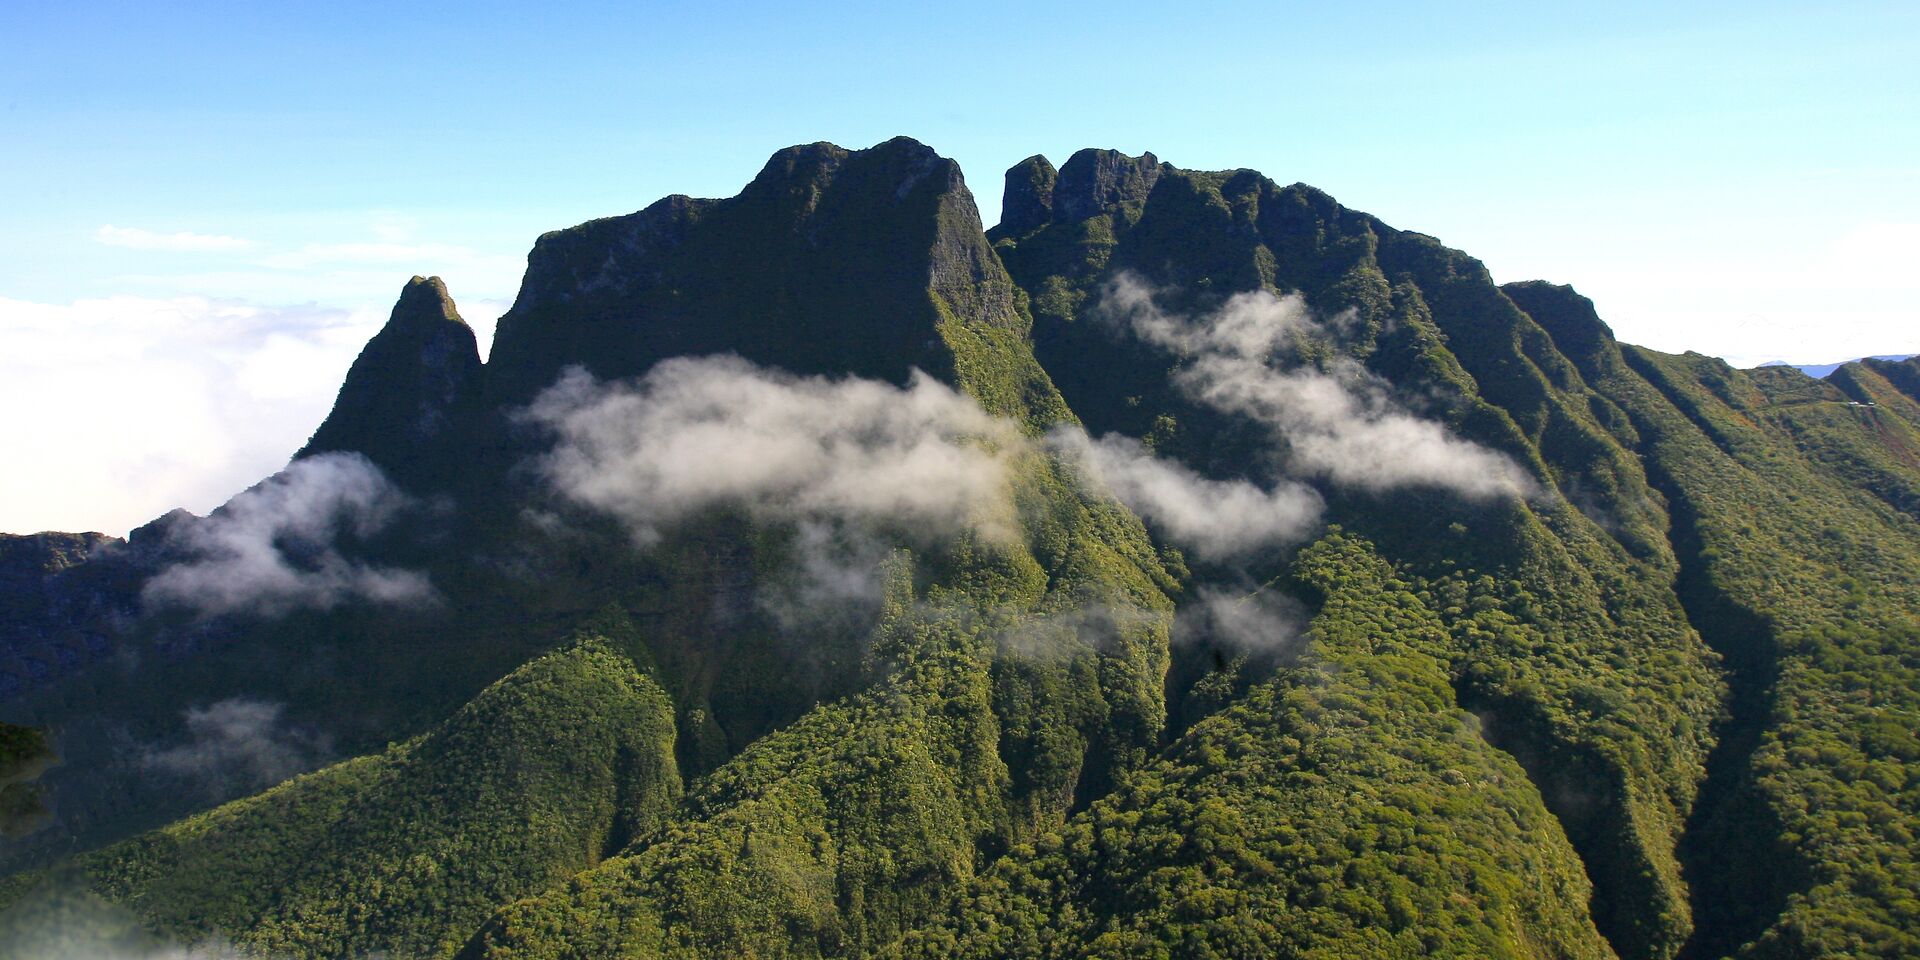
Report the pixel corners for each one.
[486,136,1053,422]
[394,275,466,325]
[998,155,1057,236]
[1054,148,1163,222]
[299,275,483,480]
[741,136,956,205]
[994,149,1165,234]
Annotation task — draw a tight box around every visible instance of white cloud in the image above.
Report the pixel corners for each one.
[1047,427,1323,561]
[1176,585,1307,656]
[522,357,1027,545]
[1490,220,1920,369]
[0,295,387,537]
[524,353,1340,575]
[142,452,435,618]
[139,698,330,796]
[94,224,252,252]
[1100,275,1536,501]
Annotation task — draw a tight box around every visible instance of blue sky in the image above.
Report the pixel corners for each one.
[2,0,1916,534]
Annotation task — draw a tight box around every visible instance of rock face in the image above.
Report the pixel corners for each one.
[486,137,1042,416]
[299,276,483,483]
[997,155,1057,236]
[1051,148,1163,223]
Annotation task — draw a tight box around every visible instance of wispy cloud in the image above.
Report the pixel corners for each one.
[94,225,252,252]
[143,452,435,618]
[1046,427,1322,561]
[522,357,1027,545]
[1176,585,1308,656]
[1100,274,1536,501]
[139,698,330,797]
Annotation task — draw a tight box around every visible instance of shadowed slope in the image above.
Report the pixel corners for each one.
[0,628,681,959]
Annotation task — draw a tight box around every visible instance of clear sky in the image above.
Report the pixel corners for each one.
[2,0,1916,535]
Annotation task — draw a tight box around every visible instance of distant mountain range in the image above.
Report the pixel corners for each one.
[2,138,1916,960]
[1759,354,1918,379]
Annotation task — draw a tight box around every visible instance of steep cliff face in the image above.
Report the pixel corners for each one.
[486,137,1054,423]
[300,276,484,486]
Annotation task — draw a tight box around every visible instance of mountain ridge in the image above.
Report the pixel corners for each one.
[0,137,1915,960]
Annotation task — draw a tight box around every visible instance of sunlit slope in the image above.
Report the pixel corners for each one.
[1514,280,1920,958]
[888,534,1612,960]
[993,153,1718,960]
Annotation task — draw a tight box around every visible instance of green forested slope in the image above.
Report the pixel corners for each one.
[0,630,682,959]
[891,533,1612,960]
[993,155,1718,960]
[461,574,1015,960]
[1511,281,1920,958]
[1609,348,1920,959]
[459,393,1185,957]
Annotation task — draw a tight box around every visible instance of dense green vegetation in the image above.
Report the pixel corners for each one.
[1,139,1915,960]
[995,158,1719,960]
[891,534,1612,960]
[0,628,682,958]
[1603,346,1920,958]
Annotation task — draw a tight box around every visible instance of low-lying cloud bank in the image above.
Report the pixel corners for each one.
[524,356,1332,569]
[143,452,434,618]
[523,357,1029,544]
[0,295,381,537]
[1100,274,1535,500]
[0,884,282,960]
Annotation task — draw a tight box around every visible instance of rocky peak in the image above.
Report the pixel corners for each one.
[998,155,1058,237]
[391,275,464,328]
[485,138,1034,413]
[1052,148,1163,222]
[298,276,483,480]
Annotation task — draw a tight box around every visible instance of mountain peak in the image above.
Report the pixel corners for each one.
[391,275,466,328]
[297,276,483,479]
[1053,148,1164,222]
[1501,280,1619,368]
[486,137,1038,415]
[998,155,1058,236]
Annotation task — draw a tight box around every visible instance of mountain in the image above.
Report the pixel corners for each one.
[1758,355,1918,380]
[1,138,1916,960]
